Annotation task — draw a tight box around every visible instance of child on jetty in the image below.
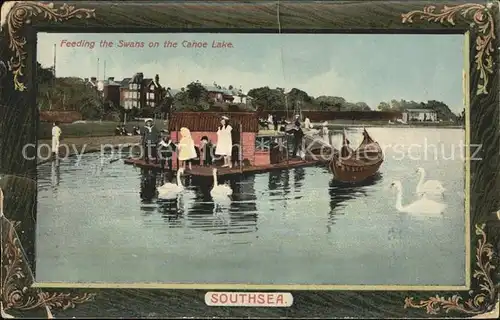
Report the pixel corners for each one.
[200,136,214,166]
[177,127,197,170]
[158,132,177,172]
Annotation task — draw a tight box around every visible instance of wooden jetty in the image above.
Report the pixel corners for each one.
[124,157,324,177]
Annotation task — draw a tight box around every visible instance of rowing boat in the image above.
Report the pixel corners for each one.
[329,128,384,183]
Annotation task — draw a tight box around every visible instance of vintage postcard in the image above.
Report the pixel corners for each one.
[0,1,498,319]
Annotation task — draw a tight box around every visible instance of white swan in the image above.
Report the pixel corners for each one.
[391,181,446,215]
[157,168,184,200]
[210,168,232,206]
[415,167,445,197]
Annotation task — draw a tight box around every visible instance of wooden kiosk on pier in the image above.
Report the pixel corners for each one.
[123,111,325,177]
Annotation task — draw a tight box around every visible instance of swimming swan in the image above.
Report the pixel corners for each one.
[157,168,184,200]
[415,167,445,197]
[391,181,446,215]
[210,168,232,205]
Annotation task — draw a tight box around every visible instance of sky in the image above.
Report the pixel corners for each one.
[37,33,465,113]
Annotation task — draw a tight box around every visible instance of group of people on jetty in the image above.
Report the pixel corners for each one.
[261,113,332,158]
[140,116,234,172]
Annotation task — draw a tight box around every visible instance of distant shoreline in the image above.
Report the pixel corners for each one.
[310,122,464,130]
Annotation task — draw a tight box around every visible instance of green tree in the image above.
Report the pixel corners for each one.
[314,96,346,110]
[36,62,56,84]
[377,101,391,111]
[186,81,208,103]
[456,108,465,124]
[424,100,456,122]
[38,77,105,119]
[352,102,371,111]
[247,86,285,111]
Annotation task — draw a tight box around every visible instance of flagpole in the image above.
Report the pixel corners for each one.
[53,43,56,80]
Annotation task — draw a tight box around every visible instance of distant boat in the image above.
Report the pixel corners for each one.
[329,128,384,183]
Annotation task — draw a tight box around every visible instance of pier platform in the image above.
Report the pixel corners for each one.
[124,157,325,177]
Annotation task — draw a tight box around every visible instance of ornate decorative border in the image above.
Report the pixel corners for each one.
[0,1,498,318]
[3,2,96,91]
[400,3,498,312]
[1,217,96,317]
[404,223,498,316]
[402,3,496,95]
[0,185,95,316]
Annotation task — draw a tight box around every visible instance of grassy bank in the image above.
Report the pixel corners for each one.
[37,135,141,164]
[39,118,463,141]
[39,120,166,139]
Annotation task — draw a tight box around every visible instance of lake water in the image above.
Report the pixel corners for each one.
[35,127,466,285]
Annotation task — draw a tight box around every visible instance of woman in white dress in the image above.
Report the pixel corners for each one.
[51,121,62,158]
[304,117,313,130]
[215,116,233,168]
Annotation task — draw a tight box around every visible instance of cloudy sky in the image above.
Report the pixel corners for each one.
[37,33,465,112]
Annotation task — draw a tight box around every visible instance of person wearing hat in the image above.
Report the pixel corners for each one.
[294,114,301,128]
[304,116,313,130]
[321,121,330,144]
[215,115,233,168]
[141,118,160,164]
[290,117,304,159]
[51,121,62,159]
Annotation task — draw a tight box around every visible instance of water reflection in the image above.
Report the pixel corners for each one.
[187,176,258,235]
[326,173,383,233]
[225,175,258,235]
[139,169,157,202]
[268,169,291,200]
[158,198,184,227]
[293,167,305,189]
[50,161,61,188]
[140,171,259,236]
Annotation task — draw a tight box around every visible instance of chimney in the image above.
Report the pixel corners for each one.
[84,78,88,82]
[90,77,96,81]
[108,77,114,81]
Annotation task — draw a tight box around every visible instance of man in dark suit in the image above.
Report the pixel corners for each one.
[288,115,304,158]
[141,118,160,164]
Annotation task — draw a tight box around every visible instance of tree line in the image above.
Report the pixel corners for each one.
[37,63,461,122]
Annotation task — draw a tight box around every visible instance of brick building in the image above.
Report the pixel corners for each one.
[99,77,121,108]
[119,72,165,110]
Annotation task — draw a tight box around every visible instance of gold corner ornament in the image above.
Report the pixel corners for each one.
[401,3,496,96]
[404,224,498,316]
[1,218,96,315]
[5,2,96,91]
